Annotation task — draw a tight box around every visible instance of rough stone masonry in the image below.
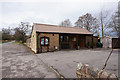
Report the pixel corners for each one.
[76,63,118,79]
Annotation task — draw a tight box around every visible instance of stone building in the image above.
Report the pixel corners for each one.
[27,23,97,53]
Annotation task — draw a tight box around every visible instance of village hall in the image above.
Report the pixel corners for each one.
[27,23,98,53]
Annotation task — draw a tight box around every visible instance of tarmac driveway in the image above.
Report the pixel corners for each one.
[2,43,57,78]
[37,49,119,78]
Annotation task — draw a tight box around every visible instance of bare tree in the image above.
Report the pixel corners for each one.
[14,22,31,43]
[98,10,113,38]
[118,1,120,38]
[108,11,120,37]
[75,13,99,36]
[59,19,72,27]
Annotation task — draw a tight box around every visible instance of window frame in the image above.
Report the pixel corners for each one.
[60,35,69,42]
[40,37,49,46]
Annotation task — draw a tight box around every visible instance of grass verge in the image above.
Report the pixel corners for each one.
[1,40,13,43]
[13,41,20,44]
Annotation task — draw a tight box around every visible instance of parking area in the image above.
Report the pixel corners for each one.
[2,43,57,78]
[37,49,119,78]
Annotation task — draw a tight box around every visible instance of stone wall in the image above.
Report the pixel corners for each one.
[30,27,37,53]
[38,33,59,53]
[76,63,117,79]
[26,38,31,48]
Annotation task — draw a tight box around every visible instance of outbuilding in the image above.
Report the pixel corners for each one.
[101,36,112,48]
[27,23,96,53]
[100,36,120,49]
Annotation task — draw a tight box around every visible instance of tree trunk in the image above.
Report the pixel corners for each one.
[101,15,104,38]
[102,24,104,38]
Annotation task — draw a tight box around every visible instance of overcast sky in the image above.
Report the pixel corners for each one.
[0,0,119,30]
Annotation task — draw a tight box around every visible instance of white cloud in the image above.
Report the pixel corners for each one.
[0,0,119,2]
[0,0,118,30]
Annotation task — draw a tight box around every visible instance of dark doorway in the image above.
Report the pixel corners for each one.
[59,34,86,50]
[59,34,70,49]
[59,34,78,49]
[69,36,77,49]
[78,35,85,48]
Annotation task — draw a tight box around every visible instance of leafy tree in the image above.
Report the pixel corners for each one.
[2,27,12,40]
[75,13,99,36]
[14,22,31,43]
[59,19,72,27]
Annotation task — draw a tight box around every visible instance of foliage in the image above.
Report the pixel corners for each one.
[2,27,12,40]
[14,22,31,43]
[13,41,20,44]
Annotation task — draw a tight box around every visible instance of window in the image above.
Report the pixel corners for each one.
[41,38,44,45]
[60,36,63,42]
[65,36,69,42]
[45,38,49,45]
[40,37,49,46]
[60,35,69,42]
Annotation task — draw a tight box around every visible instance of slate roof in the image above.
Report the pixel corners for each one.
[33,23,92,35]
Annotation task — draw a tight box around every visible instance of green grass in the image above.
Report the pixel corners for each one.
[2,40,12,43]
[13,41,20,44]
[13,41,26,45]
[0,40,2,43]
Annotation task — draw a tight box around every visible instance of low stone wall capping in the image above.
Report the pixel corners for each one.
[76,63,118,79]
